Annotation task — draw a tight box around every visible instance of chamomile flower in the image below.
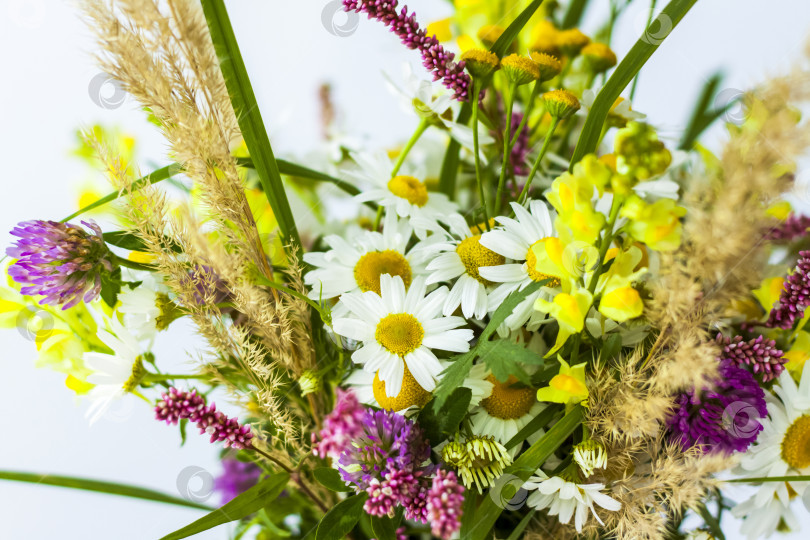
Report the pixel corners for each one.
[345,152,459,238]
[424,214,504,320]
[303,211,428,301]
[83,316,147,424]
[118,273,171,344]
[478,200,559,334]
[735,368,810,503]
[731,491,800,540]
[522,469,621,532]
[333,275,473,396]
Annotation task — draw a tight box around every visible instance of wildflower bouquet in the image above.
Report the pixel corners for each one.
[5,0,810,539]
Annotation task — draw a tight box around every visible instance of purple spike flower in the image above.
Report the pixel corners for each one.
[312,389,365,460]
[343,1,470,101]
[767,250,810,329]
[6,219,116,309]
[717,333,786,382]
[155,387,253,449]
[668,359,767,454]
[427,469,465,540]
[214,456,261,504]
[765,213,810,243]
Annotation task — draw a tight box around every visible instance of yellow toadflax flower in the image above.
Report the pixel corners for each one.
[534,287,594,354]
[620,195,686,251]
[536,357,589,407]
[595,246,647,322]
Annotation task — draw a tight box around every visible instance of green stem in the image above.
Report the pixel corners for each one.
[510,81,541,148]
[372,205,384,231]
[255,275,330,324]
[391,119,429,177]
[629,0,659,101]
[519,117,560,204]
[144,373,206,383]
[727,475,810,483]
[111,254,155,272]
[471,80,490,230]
[496,82,518,215]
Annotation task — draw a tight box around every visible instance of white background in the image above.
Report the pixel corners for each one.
[1,0,810,538]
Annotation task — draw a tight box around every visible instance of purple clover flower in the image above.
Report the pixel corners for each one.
[214,456,261,504]
[155,387,254,449]
[6,219,116,309]
[427,469,465,540]
[343,1,470,101]
[717,333,786,382]
[767,250,810,329]
[668,358,767,454]
[312,389,365,460]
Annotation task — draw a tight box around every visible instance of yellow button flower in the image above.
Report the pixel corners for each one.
[537,358,588,407]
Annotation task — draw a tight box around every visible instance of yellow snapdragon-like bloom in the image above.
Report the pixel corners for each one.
[753,276,787,313]
[546,158,607,245]
[785,331,810,380]
[534,287,593,354]
[537,357,589,407]
[620,195,686,251]
[596,247,647,322]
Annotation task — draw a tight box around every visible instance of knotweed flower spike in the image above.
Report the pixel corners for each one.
[7,2,810,539]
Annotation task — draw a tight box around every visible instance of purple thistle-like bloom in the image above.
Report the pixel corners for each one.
[343,1,470,101]
[155,387,253,449]
[214,456,261,504]
[510,112,530,177]
[312,389,365,460]
[668,359,767,454]
[6,219,115,309]
[767,250,810,329]
[426,469,465,540]
[717,333,786,382]
[765,213,810,243]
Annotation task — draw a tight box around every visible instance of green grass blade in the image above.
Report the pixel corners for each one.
[0,471,212,511]
[561,0,588,29]
[569,0,699,168]
[201,0,300,252]
[467,406,584,540]
[490,0,547,58]
[61,163,181,223]
[159,473,290,540]
[678,72,731,150]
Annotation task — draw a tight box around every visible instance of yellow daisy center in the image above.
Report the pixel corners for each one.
[354,250,412,295]
[481,375,536,420]
[387,175,429,207]
[375,313,424,356]
[372,364,432,411]
[456,235,505,284]
[525,238,561,286]
[781,415,810,469]
[123,355,147,393]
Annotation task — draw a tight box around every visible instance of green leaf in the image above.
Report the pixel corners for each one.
[315,493,368,540]
[313,467,352,493]
[504,404,559,450]
[481,281,546,341]
[697,502,726,540]
[490,0,547,58]
[419,387,473,443]
[506,510,536,540]
[159,473,290,540]
[201,0,301,252]
[369,514,399,540]
[438,104,471,199]
[61,163,181,223]
[0,471,212,511]
[600,333,622,362]
[570,0,699,168]
[103,231,148,251]
[432,350,475,411]
[478,339,544,383]
[467,406,583,540]
[560,0,588,29]
[99,266,122,308]
[678,72,733,150]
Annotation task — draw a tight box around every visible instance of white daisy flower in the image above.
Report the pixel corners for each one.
[478,200,559,334]
[83,317,146,425]
[735,368,810,505]
[332,274,473,396]
[422,214,504,320]
[118,273,169,343]
[522,470,621,533]
[731,491,800,540]
[343,151,460,238]
[303,211,428,302]
[384,63,494,155]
